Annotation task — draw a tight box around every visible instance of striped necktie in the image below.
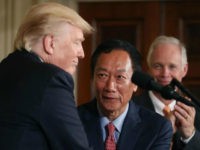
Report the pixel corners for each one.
[105,122,116,150]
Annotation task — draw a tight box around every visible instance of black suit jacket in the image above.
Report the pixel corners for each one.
[0,50,91,150]
[134,90,200,150]
[78,99,173,150]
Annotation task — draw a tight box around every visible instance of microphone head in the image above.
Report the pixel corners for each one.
[160,85,176,99]
[132,71,195,107]
[131,71,154,90]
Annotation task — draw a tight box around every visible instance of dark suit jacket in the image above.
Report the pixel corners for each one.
[78,99,173,150]
[134,90,200,150]
[0,50,91,150]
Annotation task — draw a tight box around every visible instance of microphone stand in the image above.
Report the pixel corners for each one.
[171,78,200,108]
[161,85,195,107]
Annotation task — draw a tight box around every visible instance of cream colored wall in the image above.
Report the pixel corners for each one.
[0,0,32,60]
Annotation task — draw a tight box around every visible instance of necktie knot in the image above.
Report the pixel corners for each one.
[163,105,171,116]
[106,123,115,136]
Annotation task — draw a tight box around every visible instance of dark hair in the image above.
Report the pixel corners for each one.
[91,39,142,78]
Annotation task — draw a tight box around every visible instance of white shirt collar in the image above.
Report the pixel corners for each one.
[98,103,129,132]
[149,91,176,116]
[98,102,129,141]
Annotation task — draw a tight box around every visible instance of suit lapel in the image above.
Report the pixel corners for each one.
[87,119,104,150]
[134,91,155,111]
[84,100,104,150]
[117,101,142,150]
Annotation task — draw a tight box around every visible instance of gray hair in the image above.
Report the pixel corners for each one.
[147,35,188,70]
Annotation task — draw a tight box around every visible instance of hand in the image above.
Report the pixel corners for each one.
[174,101,196,139]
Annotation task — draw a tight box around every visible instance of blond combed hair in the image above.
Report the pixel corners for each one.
[14,2,93,51]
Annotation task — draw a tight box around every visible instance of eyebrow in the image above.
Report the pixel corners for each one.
[95,67,107,72]
[96,67,127,73]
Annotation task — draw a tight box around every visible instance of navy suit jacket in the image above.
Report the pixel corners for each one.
[78,99,173,150]
[0,50,91,150]
[134,90,200,150]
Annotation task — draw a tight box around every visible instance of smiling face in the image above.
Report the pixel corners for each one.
[94,50,137,120]
[48,22,85,75]
[149,43,188,86]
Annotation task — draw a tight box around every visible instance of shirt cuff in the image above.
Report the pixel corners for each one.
[180,129,196,144]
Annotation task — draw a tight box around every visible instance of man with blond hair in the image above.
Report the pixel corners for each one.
[0,2,93,150]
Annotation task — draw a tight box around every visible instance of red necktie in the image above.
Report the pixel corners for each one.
[105,123,116,150]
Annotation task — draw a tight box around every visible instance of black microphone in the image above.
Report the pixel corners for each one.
[171,78,200,108]
[132,71,195,107]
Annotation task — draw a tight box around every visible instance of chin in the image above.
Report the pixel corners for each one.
[104,103,119,111]
[158,81,170,86]
[65,68,75,75]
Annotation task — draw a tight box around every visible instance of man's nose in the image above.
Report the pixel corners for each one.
[79,45,85,59]
[105,77,116,92]
[161,67,170,76]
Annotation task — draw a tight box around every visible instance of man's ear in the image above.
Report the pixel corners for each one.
[182,63,188,78]
[132,84,138,92]
[43,35,54,55]
[134,85,138,92]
